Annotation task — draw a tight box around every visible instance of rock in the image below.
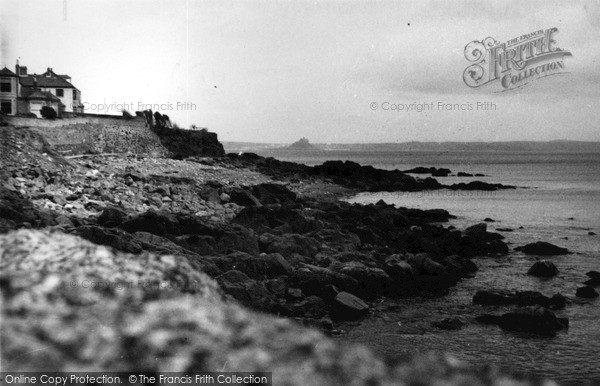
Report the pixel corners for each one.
[589,231,596,235]
[514,241,570,255]
[527,261,559,278]
[331,292,369,320]
[316,284,340,302]
[212,251,291,280]
[120,210,182,236]
[473,290,516,305]
[384,257,416,282]
[54,215,74,228]
[264,253,293,275]
[500,306,568,335]
[174,234,217,255]
[220,192,230,203]
[496,228,514,232]
[457,172,474,177]
[199,186,221,203]
[406,253,447,276]
[74,225,143,254]
[287,287,303,300]
[233,206,314,233]
[97,206,127,227]
[550,293,567,310]
[586,270,600,280]
[576,286,599,298]
[265,277,287,297]
[584,277,600,287]
[515,291,550,307]
[123,171,146,181]
[291,296,328,319]
[0,187,57,229]
[311,228,361,252]
[431,318,464,330]
[215,225,260,256]
[465,223,487,235]
[263,233,320,258]
[229,188,262,207]
[335,261,391,295]
[52,194,67,206]
[250,183,297,205]
[483,217,495,222]
[288,264,359,296]
[443,255,478,276]
[216,270,277,311]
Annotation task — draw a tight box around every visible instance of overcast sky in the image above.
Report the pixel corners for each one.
[2,0,599,143]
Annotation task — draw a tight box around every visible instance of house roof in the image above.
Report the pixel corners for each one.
[22,88,63,104]
[19,70,76,89]
[0,67,17,77]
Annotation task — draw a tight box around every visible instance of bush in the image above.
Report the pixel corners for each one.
[122,110,133,120]
[40,106,57,120]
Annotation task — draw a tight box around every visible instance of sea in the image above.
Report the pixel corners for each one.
[229,147,600,385]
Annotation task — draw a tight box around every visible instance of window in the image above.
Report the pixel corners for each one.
[1,100,12,114]
[0,82,11,92]
[56,89,64,97]
[72,90,77,100]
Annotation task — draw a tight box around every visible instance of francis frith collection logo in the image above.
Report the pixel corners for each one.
[463,28,572,91]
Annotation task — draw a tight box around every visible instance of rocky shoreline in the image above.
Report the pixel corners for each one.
[0,125,566,384]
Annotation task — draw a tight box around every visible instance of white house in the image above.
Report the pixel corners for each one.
[0,63,84,117]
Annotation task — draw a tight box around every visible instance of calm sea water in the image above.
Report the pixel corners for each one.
[253,149,600,385]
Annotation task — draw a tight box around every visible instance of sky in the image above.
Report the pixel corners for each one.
[1,0,599,143]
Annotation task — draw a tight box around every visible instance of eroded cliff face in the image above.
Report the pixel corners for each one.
[152,126,225,158]
[3,116,225,158]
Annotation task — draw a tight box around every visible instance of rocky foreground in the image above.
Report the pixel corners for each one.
[0,126,556,384]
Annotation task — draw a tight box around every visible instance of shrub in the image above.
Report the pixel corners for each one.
[40,106,57,120]
[122,110,133,120]
[17,113,38,118]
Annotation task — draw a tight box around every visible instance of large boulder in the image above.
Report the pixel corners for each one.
[499,306,568,335]
[576,286,599,298]
[406,253,447,276]
[288,264,359,296]
[527,261,559,278]
[384,257,416,282]
[331,291,369,320]
[97,206,127,227]
[334,261,391,295]
[228,188,262,207]
[514,242,570,255]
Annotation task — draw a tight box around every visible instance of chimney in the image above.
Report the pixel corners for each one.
[16,62,27,76]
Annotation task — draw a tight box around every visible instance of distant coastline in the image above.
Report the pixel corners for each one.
[224,140,600,154]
